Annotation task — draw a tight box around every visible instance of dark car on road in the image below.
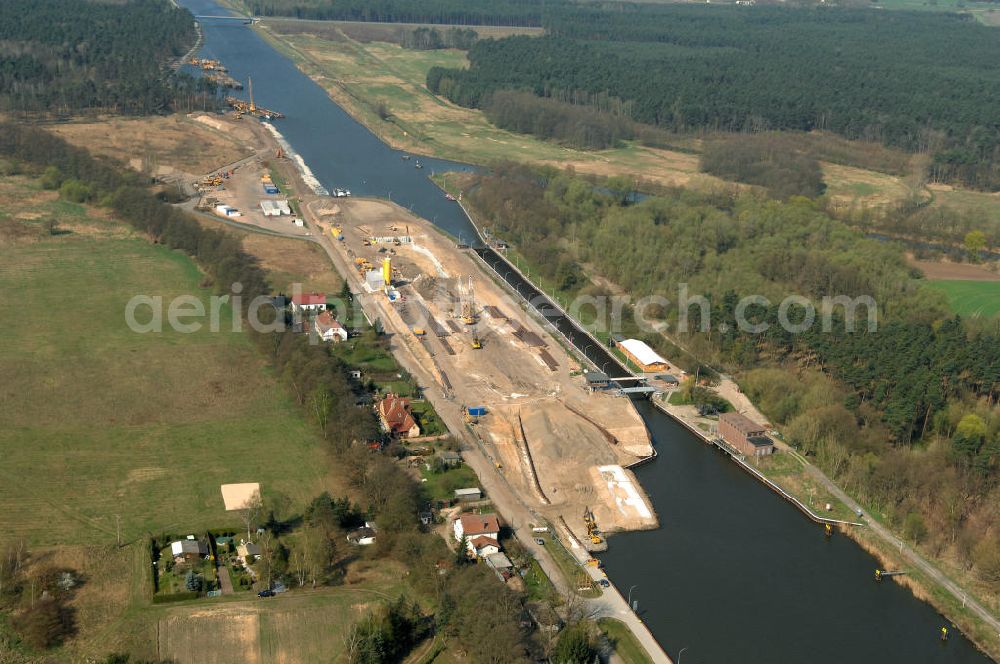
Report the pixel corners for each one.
[534,538,545,545]
[258,589,275,598]
[598,579,610,588]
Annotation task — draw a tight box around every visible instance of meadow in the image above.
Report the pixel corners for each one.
[925,279,1000,319]
[0,176,338,546]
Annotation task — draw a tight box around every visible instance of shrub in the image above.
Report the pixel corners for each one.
[14,597,74,649]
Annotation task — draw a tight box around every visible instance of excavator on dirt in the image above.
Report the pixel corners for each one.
[584,506,603,545]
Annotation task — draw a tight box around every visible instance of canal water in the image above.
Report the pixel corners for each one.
[181,5,995,662]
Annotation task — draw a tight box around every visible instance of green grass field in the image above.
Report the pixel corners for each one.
[419,463,479,502]
[925,279,1000,318]
[0,178,334,547]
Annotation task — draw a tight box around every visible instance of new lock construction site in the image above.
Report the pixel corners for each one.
[309,197,659,549]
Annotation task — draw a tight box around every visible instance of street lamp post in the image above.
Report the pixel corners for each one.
[627,585,638,608]
[677,647,689,663]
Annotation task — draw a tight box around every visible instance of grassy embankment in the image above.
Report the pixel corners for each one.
[0,175,431,662]
[597,618,654,664]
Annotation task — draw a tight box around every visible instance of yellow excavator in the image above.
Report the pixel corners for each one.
[471,333,482,349]
[584,507,603,545]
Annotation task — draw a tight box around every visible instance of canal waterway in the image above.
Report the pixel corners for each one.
[181,5,995,662]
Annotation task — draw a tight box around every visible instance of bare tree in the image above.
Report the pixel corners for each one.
[239,490,263,543]
[342,621,364,663]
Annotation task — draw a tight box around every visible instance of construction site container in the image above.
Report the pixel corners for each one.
[260,200,280,217]
[467,406,487,417]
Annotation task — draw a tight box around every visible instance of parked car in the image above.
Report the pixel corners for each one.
[534,538,545,546]
[258,589,275,598]
[599,579,610,588]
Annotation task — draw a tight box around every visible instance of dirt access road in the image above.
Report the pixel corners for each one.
[313,198,657,545]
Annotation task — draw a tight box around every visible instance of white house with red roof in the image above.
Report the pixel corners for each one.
[314,311,348,342]
[291,292,327,314]
[469,535,500,557]
[454,513,501,557]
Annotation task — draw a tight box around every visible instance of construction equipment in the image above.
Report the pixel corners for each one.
[224,76,285,119]
[413,328,426,336]
[464,405,487,424]
[382,257,392,288]
[460,276,478,325]
[471,333,482,350]
[583,507,603,545]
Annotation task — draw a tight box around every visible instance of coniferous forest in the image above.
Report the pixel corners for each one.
[241,0,552,25]
[0,0,212,115]
[427,5,1000,190]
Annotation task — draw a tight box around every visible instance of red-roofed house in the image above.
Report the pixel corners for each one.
[469,536,500,557]
[377,393,420,438]
[454,513,501,556]
[291,292,327,314]
[314,311,348,342]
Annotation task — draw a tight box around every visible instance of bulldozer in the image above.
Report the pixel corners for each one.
[470,333,482,349]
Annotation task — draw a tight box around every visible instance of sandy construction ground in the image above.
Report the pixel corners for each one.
[50,114,256,184]
[312,197,657,542]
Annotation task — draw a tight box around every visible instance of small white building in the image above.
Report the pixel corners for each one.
[454,487,482,502]
[214,204,240,218]
[365,270,385,292]
[276,199,291,215]
[291,292,327,313]
[293,218,304,227]
[314,311,348,342]
[260,200,281,217]
[347,522,378,546]
[618,338,669,373]
[170,538,208,563]
[470,536,500,558]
